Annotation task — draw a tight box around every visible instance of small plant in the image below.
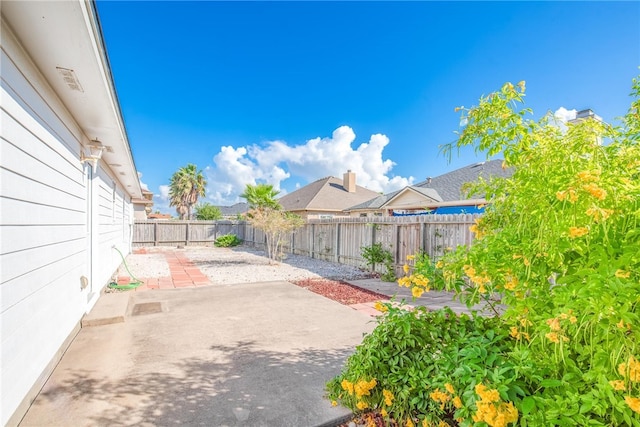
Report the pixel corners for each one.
[214,234,241,247]
[361,243,396,282]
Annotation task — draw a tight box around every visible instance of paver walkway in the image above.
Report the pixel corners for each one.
[115,248,213,291]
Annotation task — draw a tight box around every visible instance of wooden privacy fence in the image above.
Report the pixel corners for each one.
[133,214,480,275]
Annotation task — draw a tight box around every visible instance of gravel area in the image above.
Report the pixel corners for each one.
[119,246,374,284]
[115,253,170,279]
[188,246,373,284]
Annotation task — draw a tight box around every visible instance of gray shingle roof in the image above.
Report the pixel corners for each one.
[415,159,512,201]
[278,176,380,212]
[346,159,513,211]
[217,202,249,216]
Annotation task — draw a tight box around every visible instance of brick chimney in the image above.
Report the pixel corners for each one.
[343,170,356,193]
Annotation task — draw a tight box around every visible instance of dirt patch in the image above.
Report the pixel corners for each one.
[292,278,389,305]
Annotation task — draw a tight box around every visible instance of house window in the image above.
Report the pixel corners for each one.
[374,212,383,217]
[359,213,368,217]
[319,214,334,219]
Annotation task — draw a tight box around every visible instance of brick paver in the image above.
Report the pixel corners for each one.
[122,248,213,291]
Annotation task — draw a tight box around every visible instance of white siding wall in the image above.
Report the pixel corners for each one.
[0,26,133,426]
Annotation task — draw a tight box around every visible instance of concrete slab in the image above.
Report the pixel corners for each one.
[345,278,491,315]
[81,291,131,327]
[19,281,375,427]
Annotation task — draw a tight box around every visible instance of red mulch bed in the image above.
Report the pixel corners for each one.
[291,278,389,305]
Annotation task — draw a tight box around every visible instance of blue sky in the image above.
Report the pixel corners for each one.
[96,1,639,214]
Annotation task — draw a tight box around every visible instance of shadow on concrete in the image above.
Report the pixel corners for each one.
[29,341,353,426]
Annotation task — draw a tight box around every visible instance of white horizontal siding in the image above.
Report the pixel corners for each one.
[0,248,84,313]
[1,29,90,426]
[0,196,86,225]
[1,272,85,422]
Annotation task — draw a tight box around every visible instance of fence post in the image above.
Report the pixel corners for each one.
[185,222,190,246]
[334,222,340,263]
[154,221,158,246]
[394,223,400,274]
[311,223,316,259]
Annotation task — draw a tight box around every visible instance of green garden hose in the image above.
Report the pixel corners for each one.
[108,246,143,290]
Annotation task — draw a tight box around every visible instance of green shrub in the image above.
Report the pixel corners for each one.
[361,243,396,282]
[327,305,522,426]
[214,234,241,247]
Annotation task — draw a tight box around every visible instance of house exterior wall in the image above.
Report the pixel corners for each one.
[0,22,133,426]
[385,190,432,210]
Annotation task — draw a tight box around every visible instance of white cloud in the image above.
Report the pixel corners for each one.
[554,107,577,123]
[137,172,149,191]
[203,126,413,205]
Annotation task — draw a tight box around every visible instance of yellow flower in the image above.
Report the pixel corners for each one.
[412,286,425,298]
[406,254,416,261]
[383,389,395,406]
[356,400,368,410]
[331,400,338,406]
[583,183,607,200]
[406,418,415,427]
[438,422,448,427]
[380,408,388,417]
[435,261,444,269]
[586,207,613,222]
[546,317,561,331]
[577,170,600,182]
[341,379,354,395]
[617,319,626,329]
[430,389,450,403]
[556,188,578,203]
[510,326,520,339]
[615,269,631,279]
[453,396,463,409]
[546,332,560,343]
[609,380,625,391]
[374,301,388,312]
[568,226,589,238]
[403,264,410,274]
[625,396,640,414]
[445,383,455,394]
[354,378,377,397]
[398,276,412,288]
[517,80,526,91]
[569,316,577,324]
[504,275,518,290]
[618,356,640,382]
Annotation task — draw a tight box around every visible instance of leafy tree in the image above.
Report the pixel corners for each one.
[194,202,222,220]
[247,209,304,262]
[240,183,281,211]
[169,164,207,220]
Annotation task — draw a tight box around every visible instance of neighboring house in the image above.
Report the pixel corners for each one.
[278,170,380,219]
[147,212,172,220]
[133,189,155,220]
[346,159,513,217]
[1,2,142,425]
[217,202,249,219]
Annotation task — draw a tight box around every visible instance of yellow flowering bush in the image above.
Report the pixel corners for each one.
[430,75,640,424]
[329,76,640,426]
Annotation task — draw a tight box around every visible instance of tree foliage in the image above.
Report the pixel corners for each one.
[247,208,304,262]
[240,183,281,211]
[169,164,207,220]
[194,202,222,220]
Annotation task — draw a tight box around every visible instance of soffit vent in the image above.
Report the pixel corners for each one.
[56,67,84,92]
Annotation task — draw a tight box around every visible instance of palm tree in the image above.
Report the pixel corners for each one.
[240,183,281,211]
[169,164,207,220]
